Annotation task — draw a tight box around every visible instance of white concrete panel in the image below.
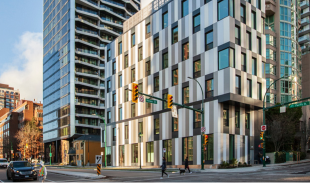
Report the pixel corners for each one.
[217,69,224,95]
[245,136,248,163]
[159,140,163,165]
[250,110,254,136]
[223,133,227,162]
[214,100,221,133]
[217,17,230,46]
[184,15,189,39]
[237,135,240,161]
[205,102,210,134]
[235,46,241,71]
[189,106,193,136]
[175,138,179,165]
[141,142,144,166]
[197,135,201,165]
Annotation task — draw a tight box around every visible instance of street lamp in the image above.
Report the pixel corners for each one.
[92,113,107,167]
[139,132,143,169]
[262,75,291,167]
[188,77,205,170]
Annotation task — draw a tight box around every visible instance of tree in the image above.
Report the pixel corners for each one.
[15,118,42,160]
[266,104,302,152]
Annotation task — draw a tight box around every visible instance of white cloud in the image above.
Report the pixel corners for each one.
[0,32,43,102]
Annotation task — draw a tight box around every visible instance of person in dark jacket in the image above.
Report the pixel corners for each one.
[160,157,169,179]
[185,157,192,174]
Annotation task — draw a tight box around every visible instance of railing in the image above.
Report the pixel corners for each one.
[86,0,98,6]
[76,27,98,35]
[299,35,310,42]
[299,26,310,33]
[99,103,105,107]
[102,0,125,7]
[76,68,98,75]
[76,110,96,115]
[302,9,310,15]
[100,84,105,87]
[76,100,98,106]
[99,64,105,67]
[100,24,122,34]
[100,4,125,17]
[76,90,98,95]
[301,18,309,24]
[76,120,98,126]
[101,16,123,25]
[76,78,98,86]
[300,1,309,7]
[76,6,98,15]
[75,36,98,46]
[76,15,97,26]
[101,34,115,41]
[76,48,98,55]
[75,56,97,66]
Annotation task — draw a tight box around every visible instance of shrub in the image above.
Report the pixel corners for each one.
[232,158,238,167]
[70,160,77,166]
[220,161,227,168]
[275,152,286,163]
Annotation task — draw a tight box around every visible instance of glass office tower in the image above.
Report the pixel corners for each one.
[43,0,139,163]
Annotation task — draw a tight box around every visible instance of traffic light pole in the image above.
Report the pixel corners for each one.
[262,75,310,167]
[129,89,204,170]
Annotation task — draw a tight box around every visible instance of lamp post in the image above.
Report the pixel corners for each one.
[188,77,205,170]
[92,113,107,167]
[262,75,290,167]
[139,132,143,169]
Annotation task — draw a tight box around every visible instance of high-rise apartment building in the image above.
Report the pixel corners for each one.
[0,84,20,110]
[104,0,266,167]
[265,0,301,104]
[0,100,43,161]
[300,0,310,55]
[43,0,140,163]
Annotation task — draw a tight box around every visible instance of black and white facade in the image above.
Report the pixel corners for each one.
[104,0,266,167]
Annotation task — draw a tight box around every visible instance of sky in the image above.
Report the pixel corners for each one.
[0,0,43,102]
[0,0,151,103]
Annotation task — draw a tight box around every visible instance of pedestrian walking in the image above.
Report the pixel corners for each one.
[160,157,169,179]
[39,161,47,182]
[185,157,192,174]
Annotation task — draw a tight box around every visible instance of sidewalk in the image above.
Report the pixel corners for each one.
[199,159,310,173]
[48,170,105,179]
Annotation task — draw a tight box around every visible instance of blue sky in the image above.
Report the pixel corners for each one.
[0,0,43,101]
[0,0,42,68]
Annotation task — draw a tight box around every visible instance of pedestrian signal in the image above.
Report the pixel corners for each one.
[132,83,138,103]
[167,94,173,109]
[260,132,264,140]
[204,134,209,145]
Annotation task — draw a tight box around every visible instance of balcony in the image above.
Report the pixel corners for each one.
[100,4,126,19]
[75,78,98,88]
[76,15,97,26]
[101,16,123,26]
[302,9,310,17]
[102,0,125,8]
[75,100,99,109]
[75,56,98,68]
[300,1,309,8]
[75,110,99,118]
[266,0,276,16]
[76,27,98,36]
[100,24,122,34]
[301,18,310,26]
[75,90,98,98]
[76,6,98,15]
[75,120,99,126]
[76,48,98,56]
[299,35,310,43]
[299,26,310,34]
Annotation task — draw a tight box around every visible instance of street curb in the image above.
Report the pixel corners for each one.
[48,170,106,179]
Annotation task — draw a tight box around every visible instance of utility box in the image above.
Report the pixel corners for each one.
[286,152,293,162]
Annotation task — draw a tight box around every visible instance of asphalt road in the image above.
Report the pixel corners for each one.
[0,162,309,182]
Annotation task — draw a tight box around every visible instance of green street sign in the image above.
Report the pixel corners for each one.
[146,98,157,104]
[49,153,52,157]
[289,101,310,108]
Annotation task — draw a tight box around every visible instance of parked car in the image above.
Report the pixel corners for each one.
[0,158,8,168]
[6,161,37,181]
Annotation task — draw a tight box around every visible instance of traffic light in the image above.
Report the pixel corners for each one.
[167,94,173,109]
[204,134,209,145]
[132,83,139,103]
[260,132,264,140]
